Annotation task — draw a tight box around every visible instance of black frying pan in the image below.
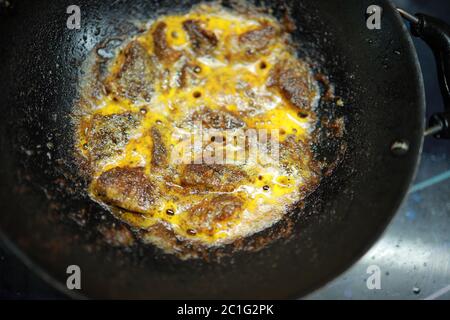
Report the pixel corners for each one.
[0,0,448,299]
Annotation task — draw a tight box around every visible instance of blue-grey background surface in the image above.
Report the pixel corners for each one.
[1,0,449,299]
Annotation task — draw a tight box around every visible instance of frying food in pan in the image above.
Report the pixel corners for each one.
[74,3,341,257]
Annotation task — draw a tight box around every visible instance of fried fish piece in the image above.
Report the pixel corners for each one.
[94,166,158,214]
[150,127,168,167]
[185,107,245,130]
[267,58,318,112]
[107,41,156,102]
[238,23,278,57]
[84,112,141,162]
[153,22,182,64]
[183,20,218,55]
[185,195,244,235]
[180,164,248,192]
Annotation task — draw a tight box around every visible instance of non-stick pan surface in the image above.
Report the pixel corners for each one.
[0,0,424,298]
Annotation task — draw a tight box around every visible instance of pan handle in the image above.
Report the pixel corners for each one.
[397,8,450,139]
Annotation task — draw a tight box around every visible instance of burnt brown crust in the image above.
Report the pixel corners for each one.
[71,4,346,260]
[281,135,322,198]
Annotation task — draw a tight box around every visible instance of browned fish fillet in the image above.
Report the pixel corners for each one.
[183,19,218,55]
[94,167,158,214]
[180,164,248,192]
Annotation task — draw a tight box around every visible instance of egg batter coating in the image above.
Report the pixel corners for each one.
[75,3,334,257]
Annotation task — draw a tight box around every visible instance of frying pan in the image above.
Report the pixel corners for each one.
[0,0,448,299]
